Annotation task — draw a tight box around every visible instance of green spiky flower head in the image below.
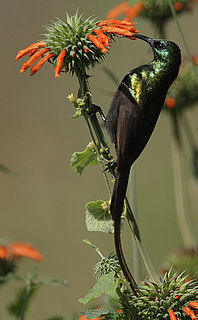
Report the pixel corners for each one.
[130,270,198,319]
[44,13,106,74]
[138,0,193,27]
[15,14,138,77]
[164,59,198,113]
[94,253,121,278]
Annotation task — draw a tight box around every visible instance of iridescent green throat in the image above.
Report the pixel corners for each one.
[129,59,168,104]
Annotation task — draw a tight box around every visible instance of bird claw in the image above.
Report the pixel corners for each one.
[89,104,106,122]
[105,161,117,172]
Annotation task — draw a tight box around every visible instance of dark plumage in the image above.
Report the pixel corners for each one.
[105,34,181,293]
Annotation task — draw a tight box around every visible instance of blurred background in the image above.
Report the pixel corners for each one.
[0,0,198,318]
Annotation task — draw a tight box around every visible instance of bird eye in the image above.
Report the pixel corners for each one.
[155,41,165,50]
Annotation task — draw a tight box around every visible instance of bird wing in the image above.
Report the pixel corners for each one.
[116,93,154,171]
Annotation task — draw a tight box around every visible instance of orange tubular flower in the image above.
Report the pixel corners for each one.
[168,309,177,320]
[183,306,198,319]
[93,29,109,47]
[100,26,136,37]
[28,48,38,57]
[88,34,108,53]
[97,19,135,27]
[0,246,7,259]
[126,2,144,21]
[79,315,102,320]
[192,55,198,65]
[106,1,131,19]
[189,302,198,309]
[165,97,176,108]
[15,14,138,77]
[30,52,54,76]
[54,49,67,78]
[0,242,43,261]
[174,2,183,11]
[15,41,46,60]
[9,242,43,261]
[20,48,50,73]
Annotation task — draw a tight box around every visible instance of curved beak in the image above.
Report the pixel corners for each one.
[133,34,154,45]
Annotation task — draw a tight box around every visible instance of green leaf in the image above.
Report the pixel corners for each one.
[7,285,38,318]
[72,108,82,119]
[80,309,112,319]
[0,163,19,177]
[70,143,97,174]
[85,200,114,234]
[79,272,117,305]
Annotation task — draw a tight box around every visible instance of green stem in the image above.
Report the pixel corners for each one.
[170,112,195,248]
[168,0,198,79]
[126,200,160,284]
[116,287,136,320]
[76,67,112,197]
[129,166,141,281]
[20,287,30,320]
[128,166,159,284]
[181,112,197,150]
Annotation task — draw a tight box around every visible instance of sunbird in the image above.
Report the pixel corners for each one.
[105,34,181,293]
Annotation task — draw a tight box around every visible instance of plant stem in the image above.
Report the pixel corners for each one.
[129,166,141,281]
[170,112,195,248]
[76,67,112,197]
[168,0,198,79]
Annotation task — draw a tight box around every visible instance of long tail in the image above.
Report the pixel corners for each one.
[110,169,138,296]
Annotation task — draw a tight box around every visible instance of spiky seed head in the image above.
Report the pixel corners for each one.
[130,269,198,319]
[94,253,121,277]
[44,12,106,75]
[140,0,192,25]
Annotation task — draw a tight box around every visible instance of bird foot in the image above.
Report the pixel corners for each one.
[89,104,106,122]
[105,161,117,172]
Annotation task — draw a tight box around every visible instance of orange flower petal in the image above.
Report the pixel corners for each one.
[79,314,102,320]
[29,48,38,57]
[116,310,122,313]
[15,41,46,60]
[30,52,54,76]
[112,24,138,32]
[192,55,198,65]
[79,308,122,320]
[168,309,177,320]
[189,302,198,310]
[174,2,183,11]
[54,49,67,78]
[88,34,108,53]
[93,29,109,47]
[100,26,135,37]
[125,2,144,20]
[165,97,176,108]
[20,48,50,73]
[185,276,191,282]
[98,19,134,27]
[106,1,131,19]
[0,246,8,259]
[9,242,43,261]
[183,306,198,319]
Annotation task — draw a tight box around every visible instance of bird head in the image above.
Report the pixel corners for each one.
[134,34,181,67]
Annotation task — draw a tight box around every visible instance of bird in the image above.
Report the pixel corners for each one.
[105,34,181,294]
